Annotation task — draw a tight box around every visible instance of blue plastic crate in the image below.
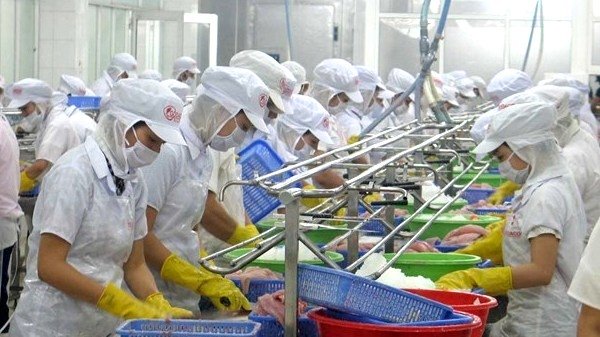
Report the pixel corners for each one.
[362,216,404,236]
[324,309,473,326]
[231,279,284,303]
[116,319,261,337]
[238,140,301,223]
[461,188,495,204]
[248,312,318,337]
[297,264,453,324]
[67,96,101,110]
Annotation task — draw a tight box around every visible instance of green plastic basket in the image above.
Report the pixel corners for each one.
[383,252,482,281]
[399,199,468,214]
[407,213,502,239]
[455,172,506,188]
[256,218,347,245]
[224,248,345,273]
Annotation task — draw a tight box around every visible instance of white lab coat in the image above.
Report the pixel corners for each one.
[569,217,600,309]
[562,129,600,240]
[140,127,212,311]
[0,113,22,250]
[336,108,363,140]
[63,105,97,143]
[197,148,245,254]
[10,138,148,337]
[90,71,115,98]
[34,106,80,177]
[491,174,585,337]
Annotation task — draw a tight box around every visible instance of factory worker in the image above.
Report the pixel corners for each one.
[139,69,163,82]
[6,79,80,193]
[454,77,478,109]
[470,75,489,104]
[277,95,334,158]
[0,75,6,107]
[195,67,272,251]
[173,56,201,87]
[9,79,193,337]
[539,76,598,140]
[569,218,600,336]
[440,84,461,114]
[337,65,393,142]
[161,79,192,104]
[91,52,138,97]
[282,60,310,95]
[310,58,363,148]
[488,86,600,241]
[229,49,296,149]
[486,69,533,105]
[140,67,260,312]
[0,105,22,334]
[437,102,586,337]
[386,68,420,125]
[56,74,98,142]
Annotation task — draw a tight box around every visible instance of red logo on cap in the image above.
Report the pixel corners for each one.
[279,78,293,97]
[12,87,22,96]
[498,102,514,110]
[259,93,268,108]
[354,77,360,86]
[321,117,330,129]
[163,105,181,123]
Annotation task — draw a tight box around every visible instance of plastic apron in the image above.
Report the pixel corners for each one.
[10,140,139,337]
[145,143,210,311]
[490,178,583,337]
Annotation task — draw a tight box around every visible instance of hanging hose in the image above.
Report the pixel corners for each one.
[284,0,294,61]
[360,0,453,137]
[521,0,542,72]
[531,0,544,79]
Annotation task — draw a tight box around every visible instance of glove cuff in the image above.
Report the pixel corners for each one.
[226,225,259,245]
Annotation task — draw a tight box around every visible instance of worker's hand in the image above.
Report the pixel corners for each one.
[160,254,251,312]
[435,266,512,296]
[19,171,37,193]
[226,224,261,247]
[363,193,381,205]
[145,292,194,318]
[348,135,360,145]
[456,219,506,266]
[300,184,327,209]
[96,283,167,319]
[487,181,521,205]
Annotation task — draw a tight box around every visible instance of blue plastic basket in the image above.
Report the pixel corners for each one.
[238,140,301,223]
[461,188,495,204]
[67,96,101,110]
[471,207,509,215]
[248,312,318,337]
[362,216,404,236]
[434,243,466,253]
[115,319,261,337]
[324,309,473,326]
[297,264,453,324]
[231,279,284,303]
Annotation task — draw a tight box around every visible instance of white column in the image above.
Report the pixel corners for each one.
[353,0,379,70]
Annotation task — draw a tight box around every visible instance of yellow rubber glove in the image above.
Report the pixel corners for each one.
[301,184,326,209]
[160,254,251,312]
[19,171,37,193]
[145,292,194,318]
[435,266,513,296]
[456,219,506,266]
[227,224,261,247]
[96,283,168,319]
[348,135,360,145]
[488,181,521,205]
[363,193,381,205]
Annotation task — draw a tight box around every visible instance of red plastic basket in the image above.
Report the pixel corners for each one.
[307,308,481,337]
[407,289,497,337]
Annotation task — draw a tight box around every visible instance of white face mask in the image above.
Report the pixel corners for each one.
[328,101,347,115]
[498,152,529,184]
[264,115,276,127]
[293,137,315,159]
[210,117,247,152]
[124,127,159,169]
[185,77,195,88]
[21,112,43,132]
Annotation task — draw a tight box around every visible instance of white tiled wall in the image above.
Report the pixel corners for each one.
[38,0,89,88]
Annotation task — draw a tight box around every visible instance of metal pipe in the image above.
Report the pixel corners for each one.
[283,194,300,337]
